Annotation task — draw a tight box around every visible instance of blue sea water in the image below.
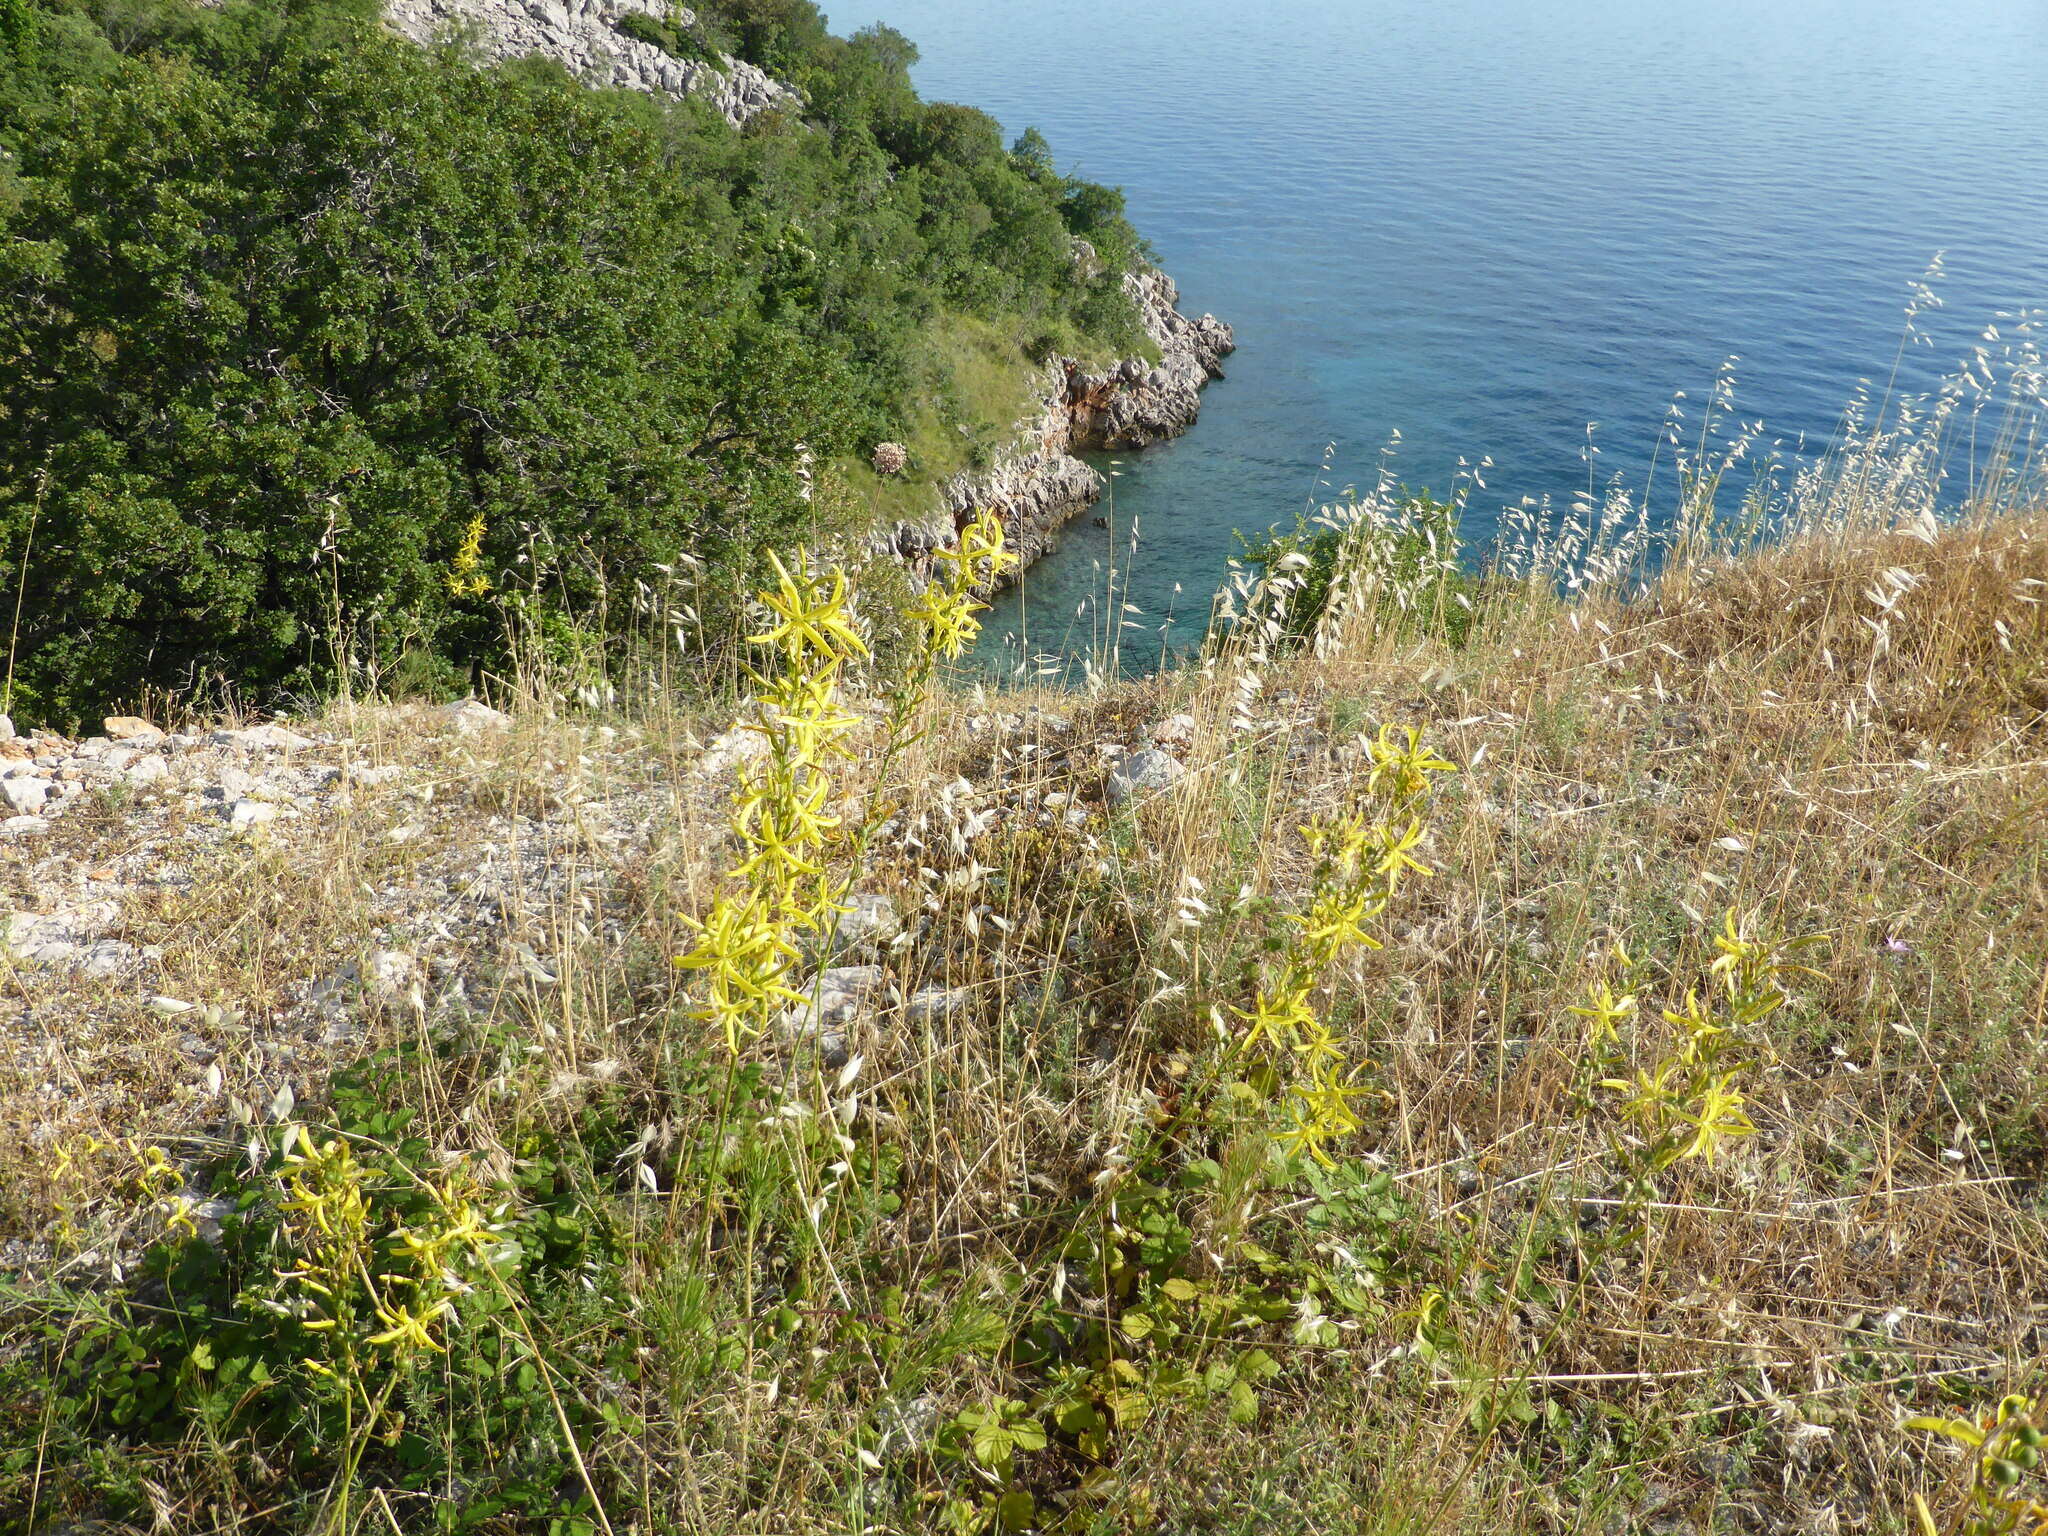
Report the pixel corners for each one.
[845,0,2048,673]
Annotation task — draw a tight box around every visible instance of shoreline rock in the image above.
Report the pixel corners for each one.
[880,266,1236,582]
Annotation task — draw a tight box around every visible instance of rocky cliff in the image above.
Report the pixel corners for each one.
[883,267,1236,578]
[383,0,796,126]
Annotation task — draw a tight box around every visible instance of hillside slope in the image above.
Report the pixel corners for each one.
[5,509,2043,1534]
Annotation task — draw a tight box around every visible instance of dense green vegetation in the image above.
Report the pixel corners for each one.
[0,0,1148,724]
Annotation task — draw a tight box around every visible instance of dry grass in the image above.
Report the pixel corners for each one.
[2,508,2044,1535]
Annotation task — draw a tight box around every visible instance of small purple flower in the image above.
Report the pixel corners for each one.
[1882,935,1911,955]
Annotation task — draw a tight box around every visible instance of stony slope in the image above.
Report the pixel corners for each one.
[382,0,796,125]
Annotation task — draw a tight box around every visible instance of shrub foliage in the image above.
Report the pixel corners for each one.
[0,0,1147,722]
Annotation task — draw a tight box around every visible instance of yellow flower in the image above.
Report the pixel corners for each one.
[367,1298,454,1356]
[1567,980,1638,1047]
[1234,981,1317,1055]
[1370,819,1434,886]
[903,581,986,661]
[1673,1074,1755,1165]
[1365,724,1458,803]
[748,552,868,666]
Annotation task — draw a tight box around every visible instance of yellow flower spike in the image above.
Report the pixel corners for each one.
[759,670,864,764]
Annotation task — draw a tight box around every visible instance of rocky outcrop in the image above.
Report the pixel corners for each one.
[1065,268,1236,454]
[877,266,1235,582]
[382,0,797,127]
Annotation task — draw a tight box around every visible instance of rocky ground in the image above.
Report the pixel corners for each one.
[381,0,796,126]
[0,684,1228,1252]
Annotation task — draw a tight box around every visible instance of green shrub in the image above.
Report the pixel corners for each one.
[1239,492,1488,650]
[0,0,1157,723]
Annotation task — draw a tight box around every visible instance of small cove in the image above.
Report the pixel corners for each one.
[848,0,2048,674]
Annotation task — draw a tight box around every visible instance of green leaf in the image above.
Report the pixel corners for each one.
[1227,1379,1258,1423]
[996,1491,1036,1532]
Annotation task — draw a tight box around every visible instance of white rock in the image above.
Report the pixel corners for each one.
[212,725,313,751]
[1105,749,1187,808]
[695,720,770,777]
[903,986,972,1024]
[103,716,162,742]
[782,965,889,1042]
[0,777,50,814]
[126,756,169,786]
[810,893,901,959]
[228,799,278,830]
[0,714,12,740]
[0,815,49,836]
[363,949,418,1000]
[380,0,799,127]
[444,699,511,733]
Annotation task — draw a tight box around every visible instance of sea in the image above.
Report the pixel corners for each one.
[845,0,2048,675]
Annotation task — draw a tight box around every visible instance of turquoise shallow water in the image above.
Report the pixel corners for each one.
[845,0,2048,673]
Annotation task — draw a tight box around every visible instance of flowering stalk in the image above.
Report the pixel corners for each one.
[676,551,869,1052]
[677,513,1016,1054]
[1233,725,1456,1165]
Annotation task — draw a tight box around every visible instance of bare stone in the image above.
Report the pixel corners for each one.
[228,798,278,830]
[0,777,50,814]
[444,699,511,733]
[1105,749,1186,808]
[104,716,162,741]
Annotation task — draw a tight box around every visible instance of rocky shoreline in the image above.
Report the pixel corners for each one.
[885,268,1235,580]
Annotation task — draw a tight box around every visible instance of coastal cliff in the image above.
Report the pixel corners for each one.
[888,267,1236,578]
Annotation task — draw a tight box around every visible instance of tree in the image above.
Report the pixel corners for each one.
[0,18,846,718]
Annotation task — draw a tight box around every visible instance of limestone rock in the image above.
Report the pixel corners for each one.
[0,776,50,814]
[104,716,162,741]
[444,699,511,733]
[380,0,798,128]
[903,986,972,1024]
[811,892,902,960]
[228,798,279,830]
[1106,748,1186,807]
